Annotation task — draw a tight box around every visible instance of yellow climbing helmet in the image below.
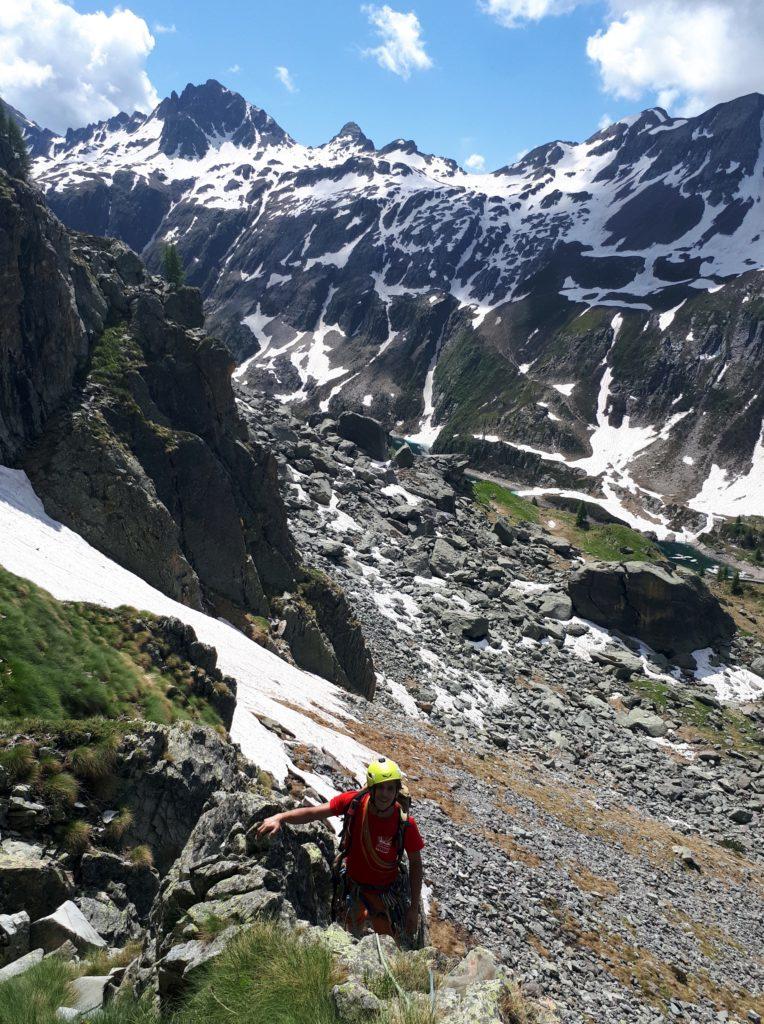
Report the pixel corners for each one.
[366,756,402,788]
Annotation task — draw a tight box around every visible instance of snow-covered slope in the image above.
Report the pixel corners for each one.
[23,82,764,521]
[0,465,372,798]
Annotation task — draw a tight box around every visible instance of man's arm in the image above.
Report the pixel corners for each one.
[405,849,423,932]
[257,802,334,836]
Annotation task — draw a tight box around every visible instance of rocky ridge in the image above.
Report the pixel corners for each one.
[17,82,764,519]
[0,723,552,1024]
[0,163,374,698]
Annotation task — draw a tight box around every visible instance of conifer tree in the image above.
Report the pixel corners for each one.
[730,569,742,596]
[575,501,589,530]
[162,243,185,288]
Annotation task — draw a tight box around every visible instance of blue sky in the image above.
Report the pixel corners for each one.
[3,1,764,172]
[71,0,623,168]
[133,0,616,168]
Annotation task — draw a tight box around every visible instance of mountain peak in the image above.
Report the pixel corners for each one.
[154,80,290,159]
[330,121,375,151]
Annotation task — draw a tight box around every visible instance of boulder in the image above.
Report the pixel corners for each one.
[56,975,111,1020]
[332,980,382,1023]
[0,948,44,984]
[76,896,139,946]
[493,519,515,547]
[750,655,764,677]
[430,538,465,578]
[392,443,415,468]
[441,947,502,994]
[30,901,107,954]
[337,413,389,461]
[537,592,573,621]
[568,561,735,656]
[0,911,30,967]
[0,841,72,921]
[615,708,668,738]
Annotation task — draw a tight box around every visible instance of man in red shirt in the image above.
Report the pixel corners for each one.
[258,757,425,944]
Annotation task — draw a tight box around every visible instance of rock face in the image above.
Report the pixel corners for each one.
[0,161,374,696]
[568,561,735,656]
[0,171,91,463]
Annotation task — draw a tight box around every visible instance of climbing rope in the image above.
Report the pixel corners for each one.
[375,932,411,1008]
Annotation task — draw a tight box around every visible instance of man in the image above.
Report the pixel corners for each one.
[257,756,425,943]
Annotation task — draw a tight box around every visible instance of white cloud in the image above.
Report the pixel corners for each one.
[0,0,159,133]
[228,64,241,74]
[153,22,176,34]
[362,5,433,79]
[275,65,297,93]
[479,0,583,28]
[465,152,486,171]
[597,112,612,130]
[586,1,764,116]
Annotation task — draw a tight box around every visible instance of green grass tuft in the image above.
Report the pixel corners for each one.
[61,819,91,856]
[0,743,39,784]
[128,845,154,868]
[105,807,134,848]
[41,771,79,807]
[0,955,74,1024]
[176,921,342,1024]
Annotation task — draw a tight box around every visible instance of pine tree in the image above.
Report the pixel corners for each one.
[718,564,729,582]
[575,501,589,530]
[162,243,185,288]
[730,569,742,596]
[0,101,31,180]
[755,547,762,564]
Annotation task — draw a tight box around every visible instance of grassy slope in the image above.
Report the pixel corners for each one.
[0,922,466,1024]
[0,565,221,728]
[472,479,661,562]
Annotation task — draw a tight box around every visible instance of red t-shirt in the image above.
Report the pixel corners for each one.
[329,789,425,887]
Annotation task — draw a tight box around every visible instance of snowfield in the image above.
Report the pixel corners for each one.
[0,466,374,800]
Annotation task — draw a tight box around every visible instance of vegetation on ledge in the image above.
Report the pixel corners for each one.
[472,479,662,563]
[0,565,224,728]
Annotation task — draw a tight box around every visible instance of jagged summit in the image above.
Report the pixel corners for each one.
[330,121,375,151]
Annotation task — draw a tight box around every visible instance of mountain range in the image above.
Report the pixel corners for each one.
[15,80,764,532]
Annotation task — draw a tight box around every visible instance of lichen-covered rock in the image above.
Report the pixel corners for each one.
[332,980,383,1023]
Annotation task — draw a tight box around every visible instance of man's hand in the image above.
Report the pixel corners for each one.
[257,814,282,837]
[404,905,419,935]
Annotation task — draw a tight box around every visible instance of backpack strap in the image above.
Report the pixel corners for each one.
[394,804,410,867]
[338,789,367,859]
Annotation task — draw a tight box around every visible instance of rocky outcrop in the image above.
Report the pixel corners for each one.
[120,724,243,873]
[0,167,374,698]
[568,560,736,656]
[297,573,376,699]
[337,412,389,462]
[0,170,93,463]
